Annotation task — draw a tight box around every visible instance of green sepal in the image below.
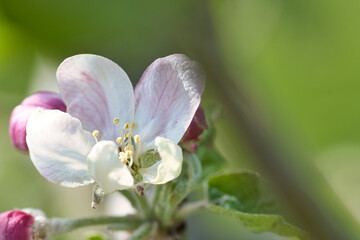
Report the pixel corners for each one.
[133,172,143,184]
[138,151,161,168]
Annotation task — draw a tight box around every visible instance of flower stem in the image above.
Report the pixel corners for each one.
[64,215,140,231]
[128,222,156,240]
[152,185,161,207]
[121,190,150,218]
[47,215,140,238]
[173,200,210,223]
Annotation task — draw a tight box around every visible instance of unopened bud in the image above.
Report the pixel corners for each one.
[0,208,79,240]
[9,91,66,152]
[0,210,34,240]
[180,106,208,152]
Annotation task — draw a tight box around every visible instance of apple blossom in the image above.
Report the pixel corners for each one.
[9,91,66,152]
[26,54,205,194]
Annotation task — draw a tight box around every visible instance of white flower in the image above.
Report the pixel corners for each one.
[26,54,205,194]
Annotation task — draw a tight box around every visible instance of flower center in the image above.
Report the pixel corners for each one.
[92,118,141,169]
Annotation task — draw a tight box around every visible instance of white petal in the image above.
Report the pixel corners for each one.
[139,137,183,184]
[26,108,95,187]
[57,54,135,141]
[134,54,205,149]
[87,141,134,193]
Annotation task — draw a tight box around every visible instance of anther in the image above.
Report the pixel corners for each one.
[134,135,140,143]
[131,122,136,129]
[124,144,134,152]
[121,158,128,165]
[125,132,133,138]
[119,152,127,162]
[125,150,133,158]
[113,118,120,124]
[92,130,99,137]
[123,123,130,131]
[116,137,123,144]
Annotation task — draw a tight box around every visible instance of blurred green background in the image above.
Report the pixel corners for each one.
[0,0,359,239]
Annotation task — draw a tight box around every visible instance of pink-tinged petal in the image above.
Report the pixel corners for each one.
[57,54,135,141]
[9,91,66,152]
[26,108,95,187]
[0,210,34,240]
[21,91,66,111]
[134,54,205,148]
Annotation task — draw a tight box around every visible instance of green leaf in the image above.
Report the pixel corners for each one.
[208,172,271,213]
[208,205,307,239]
[207,172,308,239]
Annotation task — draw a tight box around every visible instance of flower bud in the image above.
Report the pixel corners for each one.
[0,210,34,240]
[9,91,66,152]
[180,106,208,152]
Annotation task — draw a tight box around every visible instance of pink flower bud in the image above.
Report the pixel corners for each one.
[0,210,34,240]
[180,106,208,152]
[9,91,66,152]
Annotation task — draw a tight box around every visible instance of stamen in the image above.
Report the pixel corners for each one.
[125,132,133,138]
[116,137,123,144]
[113,118,120,124]
[129,156,134,167]
[131,122,136,129]
[116,126,124,147]
[123,123,130,131]
[134,135,140,143]
[92,130,99,143]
